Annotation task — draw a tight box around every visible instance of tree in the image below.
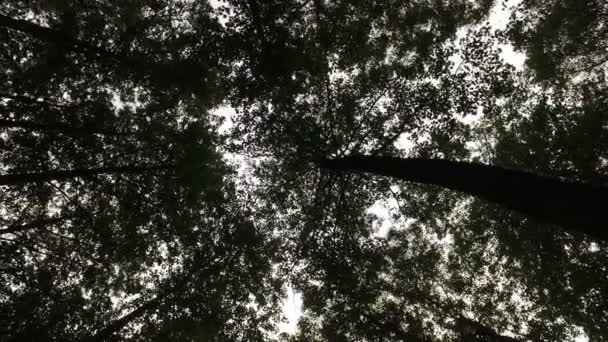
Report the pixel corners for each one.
[225,1,607,340]
[0,164,168,186]
[0,3,224,98]
[442,73,608,341]
[1,2,285,340]
[223,1,530,340]
[320,155,608,242]
[3,0,608,341]
[456,316,522,342]
[503,0,608,81]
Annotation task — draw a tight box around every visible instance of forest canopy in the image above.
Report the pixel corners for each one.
[1,0,607,341]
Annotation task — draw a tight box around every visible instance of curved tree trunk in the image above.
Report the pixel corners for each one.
[321,155,608,242]
[85,295,165,342]
[456,316,523,342]
[0,92,70,109]
[0,119,123,137]
[0,216,69,235]
[83,271,195,342]
[0,14,113,59]
[0,165,169,186]
[0,14,198,90]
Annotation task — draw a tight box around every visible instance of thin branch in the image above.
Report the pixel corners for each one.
[344,78,399,155]
[574,55,608,74]
[388,185,405,218]
[46,181,94,221]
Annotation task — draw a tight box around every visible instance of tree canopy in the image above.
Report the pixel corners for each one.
[1,0,607,341]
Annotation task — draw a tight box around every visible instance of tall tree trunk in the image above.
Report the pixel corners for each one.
[361,311,427,341]
[85,295,164,342]
[0,14,207,91]
[321,155,608,242]
[0,92,69,109]
[0,14,187,87]
[0,14,67,44]
[0,119,123,137]
[0,14,118,59]
[0,165,169,186]
[83,267,197,342]
[83,250,235,342]
[0,216,68,235]
[456,316,523,342]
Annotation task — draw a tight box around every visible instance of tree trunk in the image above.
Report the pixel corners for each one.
[0,216,69,235]
[361,311,428,341]
[85,295,165,342]
[321,155,608,242]
[0,165,169,186]
[456,316,523,342]
[0,119,123,137]
[0,14,67,44]
[0,14,121,59]
[83,268,196,342]
[0,92,69,109]
[0,14,185,87]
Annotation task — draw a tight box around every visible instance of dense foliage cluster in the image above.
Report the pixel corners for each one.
[1,0,606,341]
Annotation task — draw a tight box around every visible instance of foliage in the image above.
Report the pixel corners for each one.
[0,1,282,340]
[1,0,607,341]
[504,0,608,81]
